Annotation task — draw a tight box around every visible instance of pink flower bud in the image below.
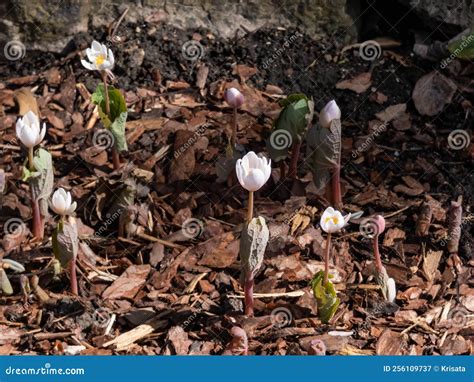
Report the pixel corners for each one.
[319,100,341,128]
[373,215,385,235]
[225,87,245,108]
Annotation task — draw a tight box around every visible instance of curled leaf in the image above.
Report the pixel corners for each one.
[92,83,128,152]
[266,94,313,162]
[52,217,79,268]
[310,270,340,324]
[239,216,269,282]
[307,118,341,192]
[22,148,54,217]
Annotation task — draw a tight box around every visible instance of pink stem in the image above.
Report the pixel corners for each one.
[373,235,383,273]
[244,277,254,316]
[69,259,78,296]
[288,141,302,179]
[31,197,44,240]
[332,165,342,209]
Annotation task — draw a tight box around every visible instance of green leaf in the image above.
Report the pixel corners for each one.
[52,218,79,268]
[447,33,474,60]
[239,216,269,282]
[310,270,340,324]
[92,83,128,152]
[266,93,313,162]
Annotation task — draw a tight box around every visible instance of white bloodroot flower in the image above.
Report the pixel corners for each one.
[236,151,271,192]
[319,100,341,128]
[51,188,77,216]
[81,40,115,71]
[320,207,347,233]
[225,87,245,108]
[15,111,46,148]
[387,277,397,302]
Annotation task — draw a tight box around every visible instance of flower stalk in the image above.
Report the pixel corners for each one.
[288,141,302,179]
[244,277,254,316]
[323,232,332,284]
[236,153,271,317]
[247,191,254,222]
[16,111,48,241]
[101,70,121,170]
[51,188,78,296]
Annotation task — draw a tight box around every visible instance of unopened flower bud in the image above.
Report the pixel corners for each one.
[225,87,245,108]
[374,215,386,235]
[319,100,341,128]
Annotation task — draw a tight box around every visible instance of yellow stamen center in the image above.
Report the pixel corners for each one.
[95,54,106,67]
[325,216,339,225]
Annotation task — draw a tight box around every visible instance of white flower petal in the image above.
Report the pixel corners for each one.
[243,169,265,191]
[67,201,77,215]
[52,189,67,215]
[81,59,96,71]
[65,191,72,208]
[38,123,47,144]
[235,160,245,187]
[108,48,115,67]
[91,40,102,53]
[246,151,259,169]
[19,124,37,148]
[387,278,397,302]
[85,48,96,63]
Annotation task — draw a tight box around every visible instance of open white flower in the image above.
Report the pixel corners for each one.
[387,278,397,302]
[236,151,271,192]
[51,188,77,216]
[16,111,46,148]
[319,100,341,128]
[81,40,114,71]
[320,207,345,233]
[225,87,245,108]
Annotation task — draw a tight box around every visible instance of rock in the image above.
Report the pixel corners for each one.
[0,0,356,53]
[399,0,472,30]
[412,71,457,116]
